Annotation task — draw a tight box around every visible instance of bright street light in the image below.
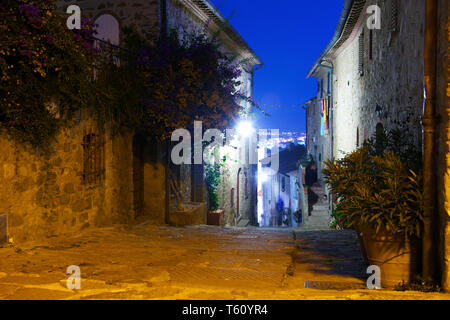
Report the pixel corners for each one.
[237,120,254,138]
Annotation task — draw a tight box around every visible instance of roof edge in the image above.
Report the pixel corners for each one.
[191,0,263,66]
[306,0,355,79]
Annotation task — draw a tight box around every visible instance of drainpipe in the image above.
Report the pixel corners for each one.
[422,0,438,283]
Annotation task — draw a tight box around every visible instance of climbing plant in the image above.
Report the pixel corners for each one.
[0,0,97,148]
[205,162,221,211]
[1,1,266,148]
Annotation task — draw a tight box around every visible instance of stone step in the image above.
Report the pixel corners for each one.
[306,216,329,221]
[310,189,325,196]
[307,217,330,225]
[236,218,250,227]
[312,204,329,211]
[311,210,329,217]
[307,219,329,225]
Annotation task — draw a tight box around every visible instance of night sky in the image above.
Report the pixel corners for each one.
[210,0,345,133]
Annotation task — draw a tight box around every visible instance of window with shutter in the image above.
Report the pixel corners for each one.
[390,0,399,31]
[327,71,331,95]
[356,126,360,147]
[358,30,364,76]
[320,78,324,98]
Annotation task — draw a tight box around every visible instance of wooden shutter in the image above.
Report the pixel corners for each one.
[390,0,399,31]
[358,30,365,76]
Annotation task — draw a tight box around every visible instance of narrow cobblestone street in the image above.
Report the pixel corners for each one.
[0,224,449,300]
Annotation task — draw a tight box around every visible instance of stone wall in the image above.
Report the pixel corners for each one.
[0,120,135,242]
[215,144,254,227]
[332,0,425,158]
[436,0,450,292]
[58,0,160,41]
[61,0,168,225]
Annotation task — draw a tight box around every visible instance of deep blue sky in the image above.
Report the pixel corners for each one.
[210,0,345,133]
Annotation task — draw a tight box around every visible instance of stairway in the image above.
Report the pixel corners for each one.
[303,183,331,229]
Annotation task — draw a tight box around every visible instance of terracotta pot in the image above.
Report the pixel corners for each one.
[358,224,421,289]
[207,209,225,226]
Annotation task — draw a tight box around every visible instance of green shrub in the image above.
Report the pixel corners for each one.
[323,128,424,238]
[205,163,221,211]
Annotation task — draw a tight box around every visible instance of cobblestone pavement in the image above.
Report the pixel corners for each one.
[0,224,449,300]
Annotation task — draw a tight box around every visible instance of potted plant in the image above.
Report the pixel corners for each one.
[205,162,224,226]
[323,128,424,288]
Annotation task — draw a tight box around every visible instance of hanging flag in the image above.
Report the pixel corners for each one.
[324,99,329,136]
[321,99,328,136]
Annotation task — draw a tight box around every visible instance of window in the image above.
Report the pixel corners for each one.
[327,71,331,95]
[94,14,120,45]
[281,176,286,193]
[356,126,360,147]
[94,14,120,80]
[390,0,399,31]
[369,29,373,60]
[82,133,105,186]
[358,30,364,76]
[320,78,324,99]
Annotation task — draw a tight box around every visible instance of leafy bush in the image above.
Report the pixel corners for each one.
[205,162,222,211]
[323,128,424,238]
[1,2,262,147]
[0,0,96,148]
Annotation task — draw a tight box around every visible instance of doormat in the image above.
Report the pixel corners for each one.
[304,280,366,291]
[0,214,7,244]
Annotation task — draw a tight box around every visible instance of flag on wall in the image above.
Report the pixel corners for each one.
[321,99,329,136]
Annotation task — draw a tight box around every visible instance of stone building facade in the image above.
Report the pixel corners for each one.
[308,0,425,160]
[305,64,333,181]
[163,0,261,227]
[308,0,450,290]
[0,0,260,242]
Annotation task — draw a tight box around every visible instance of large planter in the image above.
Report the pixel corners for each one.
[358,224,421,288]
[207,209,225,226]
[354,225,369,265]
